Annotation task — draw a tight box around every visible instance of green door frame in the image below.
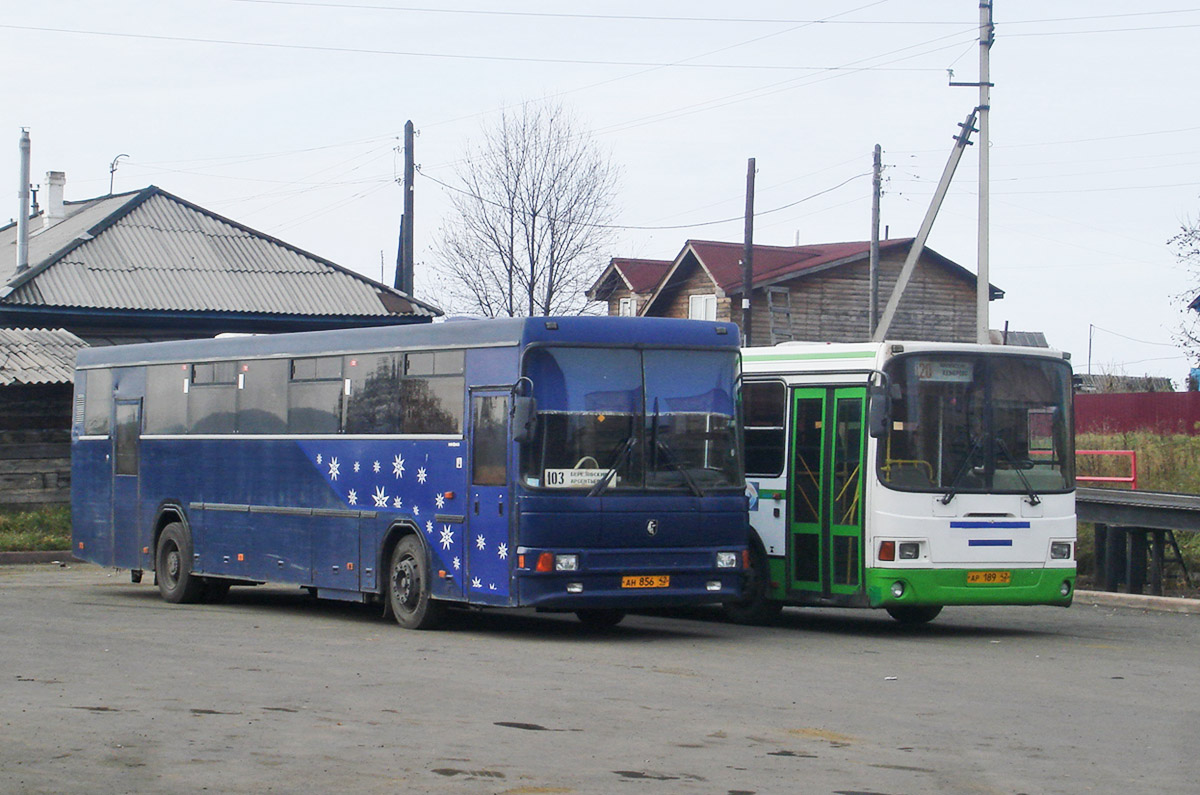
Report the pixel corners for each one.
[786,386,867,599]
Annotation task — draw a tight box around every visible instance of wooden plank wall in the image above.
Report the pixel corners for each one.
[0,384,73,508]
[749,252,977,344]
[640,251,978,345]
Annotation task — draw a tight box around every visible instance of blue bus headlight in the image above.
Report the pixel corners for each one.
[1050,542,1073,560]
[555,554,579,571]
[716,552,738,569]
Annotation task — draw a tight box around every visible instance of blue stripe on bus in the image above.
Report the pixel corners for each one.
[951,521,1031,529]
[968,539,1014,547]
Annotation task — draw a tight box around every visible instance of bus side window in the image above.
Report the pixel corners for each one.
[472,395,508,486]
[83,368,113,436]
[288,356,343,434]
[189,361,237,434]
[744,381,786,477]
[145,364,188,434]
[238,359,288,434]
[404,350,465,435]
[344,353,403,435]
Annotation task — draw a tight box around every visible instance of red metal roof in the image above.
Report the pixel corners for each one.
[610,258,672,293]
[685,238,913,293]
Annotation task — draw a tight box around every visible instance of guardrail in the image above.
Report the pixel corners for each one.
[1076,488,1194,595]
[1076,449,1137,490]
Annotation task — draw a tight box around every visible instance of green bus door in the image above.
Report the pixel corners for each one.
[787,387,867,600]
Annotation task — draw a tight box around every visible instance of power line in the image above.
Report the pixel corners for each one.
[416,168,870,231]
[232,1,1200,28]
[890,125,1200,156]
[1091,325,1181,348]
[0,23,943,72]
[1005,23,1200,37]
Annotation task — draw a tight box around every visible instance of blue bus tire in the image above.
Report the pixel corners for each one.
[156,522,205,604]
[387,536,445,630]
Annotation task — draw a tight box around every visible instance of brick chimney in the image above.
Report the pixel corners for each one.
[43,171,65,228]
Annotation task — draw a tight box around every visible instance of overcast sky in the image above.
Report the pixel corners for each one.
[3,1,1198,382]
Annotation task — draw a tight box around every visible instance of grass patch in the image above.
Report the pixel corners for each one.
[0,506,71,552]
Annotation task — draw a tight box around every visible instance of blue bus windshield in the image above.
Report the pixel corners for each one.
[521,347,741,493]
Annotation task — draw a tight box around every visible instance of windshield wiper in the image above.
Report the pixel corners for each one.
[587,435,636,497]
[653,439,705,497]
[940,436,984,505]
[994,438,1041,506]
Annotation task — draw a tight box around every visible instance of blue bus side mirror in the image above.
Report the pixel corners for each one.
[868,385,889,439]
[512,395,537,443]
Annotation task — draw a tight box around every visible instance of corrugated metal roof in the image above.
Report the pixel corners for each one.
[988,329,1049,348]
[2,187,439,318]
[0,193,135,285]
[0,327,88,386]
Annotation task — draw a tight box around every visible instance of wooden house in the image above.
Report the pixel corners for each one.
[588,238,1001,345]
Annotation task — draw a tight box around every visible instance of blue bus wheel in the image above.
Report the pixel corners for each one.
[156,523,204,604]
[387,536,445,630]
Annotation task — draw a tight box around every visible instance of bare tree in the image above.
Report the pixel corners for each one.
[433,101,620,317]
[1173,216,1200,362]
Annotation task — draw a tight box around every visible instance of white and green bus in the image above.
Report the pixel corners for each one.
[727,340,1076,624]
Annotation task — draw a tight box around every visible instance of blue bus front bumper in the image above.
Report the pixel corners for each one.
[514,547,746,609]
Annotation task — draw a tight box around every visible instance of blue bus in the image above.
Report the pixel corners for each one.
[71,317,747,629]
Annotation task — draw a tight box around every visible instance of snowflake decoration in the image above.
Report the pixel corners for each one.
[347,489,358,505]
[392,454,406,479]
[435,493,445,509]
[425,520,433,534]
[439,525,454,551]
[488,583,497,591]
[413,504,420,517]
[475,534,486,552]
[417,467,427,484]
[316,453,323,465]
[453,556,460,570]
[471,577,482,589]
[372,486,389,507]
[372,461,381,474]
[393,496,403,509]
[328,457,340,481]
[498,543,508,560]
[353,461,360,473]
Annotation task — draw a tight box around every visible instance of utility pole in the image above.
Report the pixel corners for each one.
[394,120,415,296]
[869,144,882,338]
[874,110,977,342]
[742,157,755,347]
[977,0,994,344]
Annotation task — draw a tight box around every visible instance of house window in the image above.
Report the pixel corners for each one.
[618,297,636,317]
[688,294,717,321]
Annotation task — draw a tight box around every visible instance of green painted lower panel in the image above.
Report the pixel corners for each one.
[766,557,788,600]
[864,567,1076,608]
